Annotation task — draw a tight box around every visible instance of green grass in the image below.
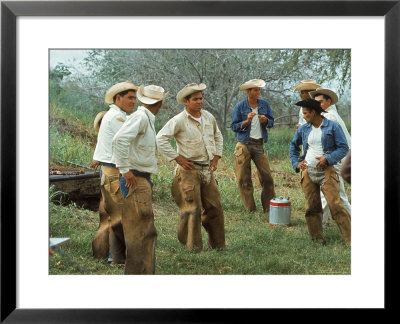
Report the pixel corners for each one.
[49,107,351,275]
[49,155,351,275]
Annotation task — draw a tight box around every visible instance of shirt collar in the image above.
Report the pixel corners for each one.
[138,106,155,122]
[321,116,329,127]
[110,104,127,117]
[184,108,201,120]
[305,116,328,128]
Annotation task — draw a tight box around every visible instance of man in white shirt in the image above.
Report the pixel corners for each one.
[91,81,138,264]
[293,79,321,129]
[156,83,226,251]
[309,88,351,225]
[112,85,168,274]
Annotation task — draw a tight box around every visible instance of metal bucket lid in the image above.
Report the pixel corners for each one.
[270,196,291,206]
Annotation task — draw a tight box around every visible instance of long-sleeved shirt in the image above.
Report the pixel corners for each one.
[231,98,274,144]
[93,104,127,163]
[156,109,223,163]
[112,106,158,174]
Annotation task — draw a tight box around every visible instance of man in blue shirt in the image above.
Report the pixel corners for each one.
[289,99,351,245]
[231,79,276,213]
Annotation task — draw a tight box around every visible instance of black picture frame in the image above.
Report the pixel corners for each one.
[1,0,398,322]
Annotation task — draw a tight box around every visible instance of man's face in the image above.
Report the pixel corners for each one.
[184,91,203,114]
[115,90,137,113]
[302,107,316,123]
[247,87,261,101]
[300,90,311,100]
[314,95,331,111]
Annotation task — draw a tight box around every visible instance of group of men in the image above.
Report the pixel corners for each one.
[90,77,351,275]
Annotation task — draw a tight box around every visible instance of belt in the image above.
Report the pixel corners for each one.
[130,170,151,179]
[190,161,209,167]
[101,162,116,168]
[249,137,263,144]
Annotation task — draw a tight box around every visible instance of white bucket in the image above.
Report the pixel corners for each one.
[269,197,291,227]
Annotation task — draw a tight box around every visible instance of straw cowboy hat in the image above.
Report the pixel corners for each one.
[293,79,321,92]
[104,81,139,104]
[239,79,266,91]
[295,99,324,114]
[309,87,339,105]
[137,85,169,105]
[93,111,107,131]
[176,83,207,104]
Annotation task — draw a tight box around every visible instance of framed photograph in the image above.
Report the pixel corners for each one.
[1,0,398,321]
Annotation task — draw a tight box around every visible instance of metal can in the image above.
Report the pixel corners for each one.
[269,197,291,227]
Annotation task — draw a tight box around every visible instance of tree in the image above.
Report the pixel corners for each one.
[56,49,351,133]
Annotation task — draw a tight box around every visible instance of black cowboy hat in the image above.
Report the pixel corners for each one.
[295,99,324,114]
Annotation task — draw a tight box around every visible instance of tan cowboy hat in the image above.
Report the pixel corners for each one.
[93,111,107,131]
[239,79,266,91]
[293,79,321,91]
[309,87,338,105]
[104,81,139,104]
[137,85,169,105]
[176,83,207,104]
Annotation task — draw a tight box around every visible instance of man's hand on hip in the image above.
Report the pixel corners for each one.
[209,156,220,172]
[122,171,137,188]
[175,155,195,170]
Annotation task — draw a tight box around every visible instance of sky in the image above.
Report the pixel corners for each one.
[49,49,89,68]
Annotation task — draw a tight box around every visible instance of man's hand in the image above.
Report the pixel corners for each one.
[315,156,328,168]
[242,112,257,127]
[209,156,220,172]
[295,123,301,129]
[297,160,308,171]
[90,160,100,168]
[175,155,194,170]
[122,171,137,188]
[258,115,268,124]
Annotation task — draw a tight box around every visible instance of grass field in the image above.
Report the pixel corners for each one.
[49,104,351,275]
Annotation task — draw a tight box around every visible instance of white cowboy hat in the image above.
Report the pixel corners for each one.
[239,79,266,91]
[293,79,321,91]
[93,111,107,131]
[137,85,169,105]
[176,83,207,104]
[104,81,139,104]
[309,87,339,105]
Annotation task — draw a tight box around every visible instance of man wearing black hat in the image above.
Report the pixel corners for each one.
[289,99,351,245]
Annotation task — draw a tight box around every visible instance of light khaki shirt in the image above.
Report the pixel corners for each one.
[156,109,223,163]
[112,106,158,174]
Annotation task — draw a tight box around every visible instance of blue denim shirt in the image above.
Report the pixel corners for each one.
[231,98,274,144]
[289,117,349,172]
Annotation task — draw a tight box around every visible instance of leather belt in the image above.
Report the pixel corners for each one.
[101,162,117,168]
[190,161,209,167]
[131,170,151,179]
[249,137,263,144]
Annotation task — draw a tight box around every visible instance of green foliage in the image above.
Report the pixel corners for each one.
[51,49,352,134]
[50,125,94,167]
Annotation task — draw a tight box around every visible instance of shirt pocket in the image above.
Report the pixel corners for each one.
[184,138,204,156]
[323,131,335,149]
